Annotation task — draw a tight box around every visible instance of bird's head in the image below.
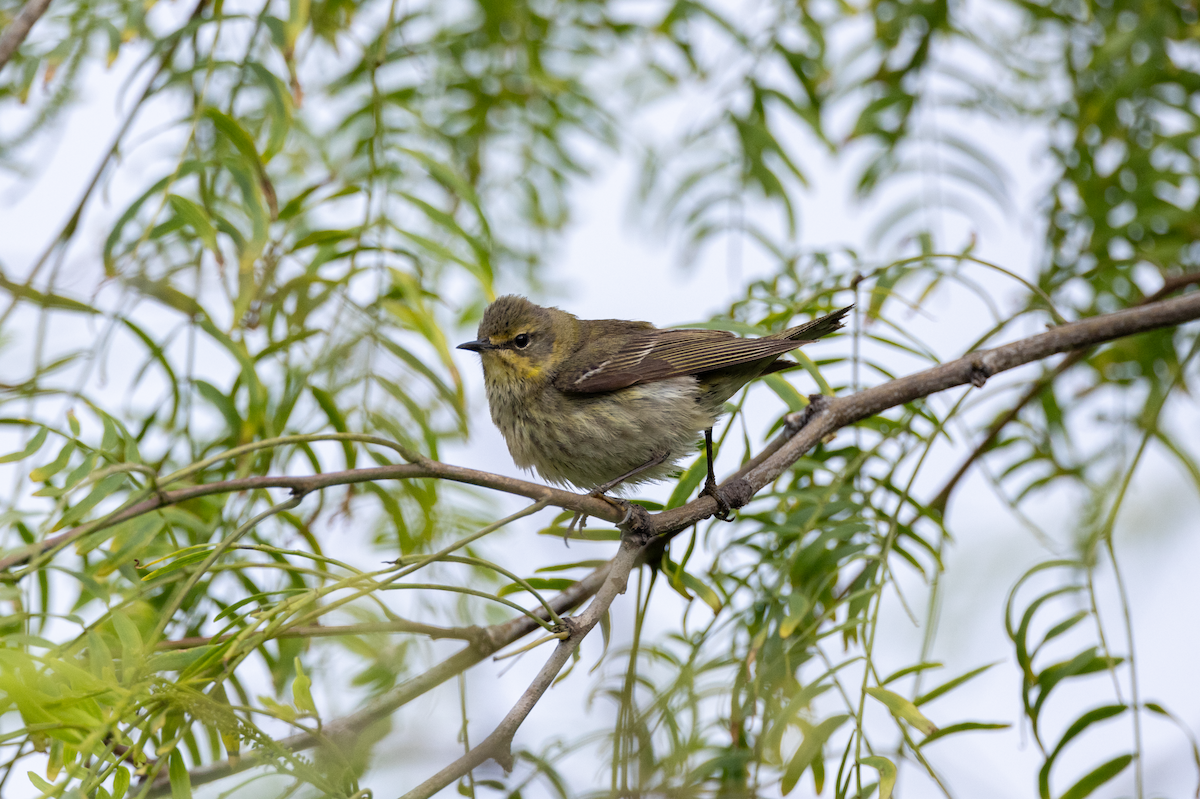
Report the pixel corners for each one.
[457,296,577,388]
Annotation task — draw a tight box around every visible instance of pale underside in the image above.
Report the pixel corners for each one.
[487,374,720,491]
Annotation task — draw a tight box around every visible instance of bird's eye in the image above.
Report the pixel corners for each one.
[513,333,531,349]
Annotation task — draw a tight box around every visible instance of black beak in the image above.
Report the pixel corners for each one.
[457,340,492,352]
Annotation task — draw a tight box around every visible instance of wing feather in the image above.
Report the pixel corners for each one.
[556,330,803,393]
[553,307,850,394]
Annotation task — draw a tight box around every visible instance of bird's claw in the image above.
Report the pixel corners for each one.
[563,511,590,546]
[699,477,734,522]
[599,496,652,539]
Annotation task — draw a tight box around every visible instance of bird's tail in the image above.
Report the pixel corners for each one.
[772,305,854,342]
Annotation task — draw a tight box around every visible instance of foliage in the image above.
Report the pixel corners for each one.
[1,0,1199,797]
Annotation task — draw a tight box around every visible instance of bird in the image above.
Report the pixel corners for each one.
[458,295,850,519]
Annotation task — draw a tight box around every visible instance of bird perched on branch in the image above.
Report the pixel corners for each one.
[458,296,850,520]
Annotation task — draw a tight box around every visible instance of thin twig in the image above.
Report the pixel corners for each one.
[155,618,480,650]
[928,271,1200,513]
[9,291,1200,577]
[144,561,613,796]
[0,465,617,573]
[131,290,1200,795]
[654,289,1200,537]
[399,529,648,799]
[0,0,53,71]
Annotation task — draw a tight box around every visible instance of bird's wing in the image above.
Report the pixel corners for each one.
[554,327,808,394]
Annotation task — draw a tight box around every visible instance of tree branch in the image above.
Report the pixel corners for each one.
[0,0,53,72]
[132,290,1200,795]
[0,461,622,573]
[155,618,481,650]
[649,290,1200,537]
[9,291,1198,577]
[399,530,648,799]
[393,290,1200,795]
[144,560,613,796]
[927,270,1200,514]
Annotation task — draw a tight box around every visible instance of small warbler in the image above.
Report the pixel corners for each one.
[458,296,850,517]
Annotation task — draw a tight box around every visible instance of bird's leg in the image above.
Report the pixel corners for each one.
[589,450,671,498]
[698,428,733,521]
[562,452,671,545]
[565,451,670,543]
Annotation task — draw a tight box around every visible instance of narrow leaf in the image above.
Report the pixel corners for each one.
[860,756,897,799]
[866,687,938,735]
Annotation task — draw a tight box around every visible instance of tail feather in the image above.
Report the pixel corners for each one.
[771,305,854,342]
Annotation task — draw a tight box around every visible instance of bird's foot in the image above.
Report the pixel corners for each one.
[596,495,652,541]
[699,476,734,522]
[562,511,590,546]
[698,476,753,522]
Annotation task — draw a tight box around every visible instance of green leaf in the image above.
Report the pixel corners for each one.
[0,272,98,314]
[1039,705,1127,799]
[763,676,840,759]
[0,426,48,464]
[292,657,317,716]
[292,228,356,249]
[763,372,808,412]
[113,765,130,799]
[780,715,849,795]
[194,380,241,435]
[168,749,192,799]
[140,549,215,582]
[914,662,997,705]
[665,453,707,510]
[112,610,144,662]
[882,661,941,686]
[167,195,221,258]
[126,276,206,317]
[678,570,722,613]
[860,756,896,799]
[285,0,310,50]
[497,578,575,598]
[29,441,75,482]
[1058,754,1132,799]
[258,695,297,723]
[919,721,1009,747]
[53,473,127,530]
[311,386,354,467]
[779,593,811,638]
[865,686,937,735]
[203,108,262,166]
[27,771,56,793]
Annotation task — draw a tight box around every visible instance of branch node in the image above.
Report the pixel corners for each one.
[466,625,497,652]
[786,394,832,433]
[491,737,516,772]
[553,616,583,640]
[969,360,992,388]
[615,500,653,543]
[721,477,754,512]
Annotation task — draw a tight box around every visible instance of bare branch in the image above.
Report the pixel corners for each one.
[0,461,621,573]
[155,618,481,650]
[651,290,1200,536]
[130,290,1200,795]
[399,531,647,799]
[6,293,1200,572]
[928,270,1200,513]
[0,0,53,72]
[144,561,613,796]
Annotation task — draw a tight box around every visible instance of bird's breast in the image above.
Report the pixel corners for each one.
[483,375,719,490]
